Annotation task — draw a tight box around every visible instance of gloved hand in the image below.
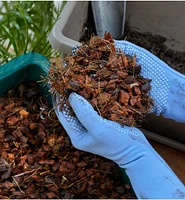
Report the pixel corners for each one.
[55,92,185,199]
[114,40,185,123]
[54,40,185,198]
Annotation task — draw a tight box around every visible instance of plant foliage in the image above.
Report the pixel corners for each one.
[0,1,66,65]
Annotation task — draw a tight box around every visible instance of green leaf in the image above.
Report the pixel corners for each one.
[0,1,65,64]
[0,24,18,55]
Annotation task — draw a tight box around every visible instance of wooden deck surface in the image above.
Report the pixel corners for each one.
[149,140,185,184]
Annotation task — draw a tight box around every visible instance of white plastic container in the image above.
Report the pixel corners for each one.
[49,1,127,54]
[49,1,88,55]
[49,1,185,152]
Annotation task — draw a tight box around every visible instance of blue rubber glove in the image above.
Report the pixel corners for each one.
[54,41,185,198]
[55,92,185,199]
[114,40,185,123]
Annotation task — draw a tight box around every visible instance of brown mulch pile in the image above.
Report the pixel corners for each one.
[0,81,136,199]
[48,33,153,127]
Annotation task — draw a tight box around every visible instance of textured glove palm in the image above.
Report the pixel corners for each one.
[115,40,185,122]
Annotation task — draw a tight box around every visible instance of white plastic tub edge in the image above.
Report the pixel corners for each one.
[140,128,185,152]
[49,1,88,55]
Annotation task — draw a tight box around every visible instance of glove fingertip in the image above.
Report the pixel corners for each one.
[69,92,94,112]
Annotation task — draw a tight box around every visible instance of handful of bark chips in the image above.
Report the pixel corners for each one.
[49,33,153,126]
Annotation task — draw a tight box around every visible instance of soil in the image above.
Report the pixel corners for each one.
[81,7,185,76]
[123,23,185,75]
[0,82,136,199]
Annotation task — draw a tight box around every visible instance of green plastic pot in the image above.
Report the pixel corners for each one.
[118,166,135,194]
[0,52,51,102]
[0,52,135,195]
